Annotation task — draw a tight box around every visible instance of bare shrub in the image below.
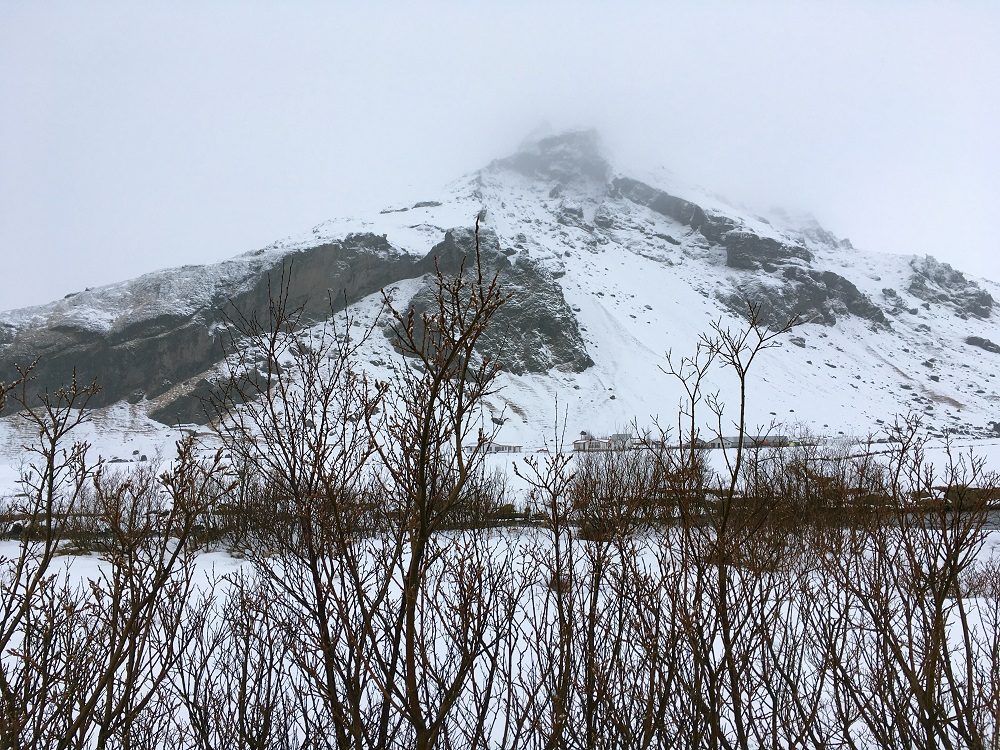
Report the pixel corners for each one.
[0,367,101,746]
[0,377,229,750]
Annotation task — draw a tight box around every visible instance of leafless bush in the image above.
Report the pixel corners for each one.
[192,216,532,750]
[0,367,100,746]
[807,419,1000,748]
[570,444,660,539]
[173,567,298,750]
[0,357,234,748]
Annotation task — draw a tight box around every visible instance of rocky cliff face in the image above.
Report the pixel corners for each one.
[1,219,594,424]
[398,228,592,376]
[0,233,422,419]
[908,255,993,319]
[724,268,889,329]
[612,175,891,329]
[494,130,611,187]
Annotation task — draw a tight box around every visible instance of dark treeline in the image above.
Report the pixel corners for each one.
[1,224,999,749]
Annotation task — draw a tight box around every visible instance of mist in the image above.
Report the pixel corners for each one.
[2,1,998,312]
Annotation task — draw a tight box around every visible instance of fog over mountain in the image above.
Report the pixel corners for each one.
[1,2,998,313]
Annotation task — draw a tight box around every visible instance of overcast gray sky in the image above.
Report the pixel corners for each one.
[2,1,998,312]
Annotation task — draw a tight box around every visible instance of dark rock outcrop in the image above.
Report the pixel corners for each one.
[1,222,594,425]
[909,255,993,319]
[146,368,272,427]
[147,378,223,426]
[967,336,1000,354]
[881,287,911,316]
[493,130,611,186]
[398,228,593,375]
[612,177,709,232]
[613,177,812,271]
[0,234,422,419]
[616,176,877,327]
[721,233,812,272]
[726,267,888,329]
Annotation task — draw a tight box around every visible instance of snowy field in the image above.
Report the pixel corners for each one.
[2,409,1000,505]
[3,399,1000,747]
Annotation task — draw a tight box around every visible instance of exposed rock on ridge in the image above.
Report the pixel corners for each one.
[2,221,594,424]
[391,228,593,375]
[612,176,885,328]
[726,269,888,329]
[967,336,1000,354]
[0,234,423,419]
[612,177,710,232]
[909,255,993,319]
[493,130,611,186]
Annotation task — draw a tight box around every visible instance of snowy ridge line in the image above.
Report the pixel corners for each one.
[1,129,998,457]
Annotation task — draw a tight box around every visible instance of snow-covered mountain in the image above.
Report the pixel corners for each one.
[2,130,999,451]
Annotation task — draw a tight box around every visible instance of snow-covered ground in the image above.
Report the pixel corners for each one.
[2,407,999,508]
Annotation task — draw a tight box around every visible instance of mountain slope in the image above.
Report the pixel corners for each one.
[2,130,998,446]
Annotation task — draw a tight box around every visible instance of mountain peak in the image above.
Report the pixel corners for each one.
[490,129,610,186]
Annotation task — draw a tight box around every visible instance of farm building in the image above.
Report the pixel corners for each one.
[484,442,522,454]
[573,432,610,452]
